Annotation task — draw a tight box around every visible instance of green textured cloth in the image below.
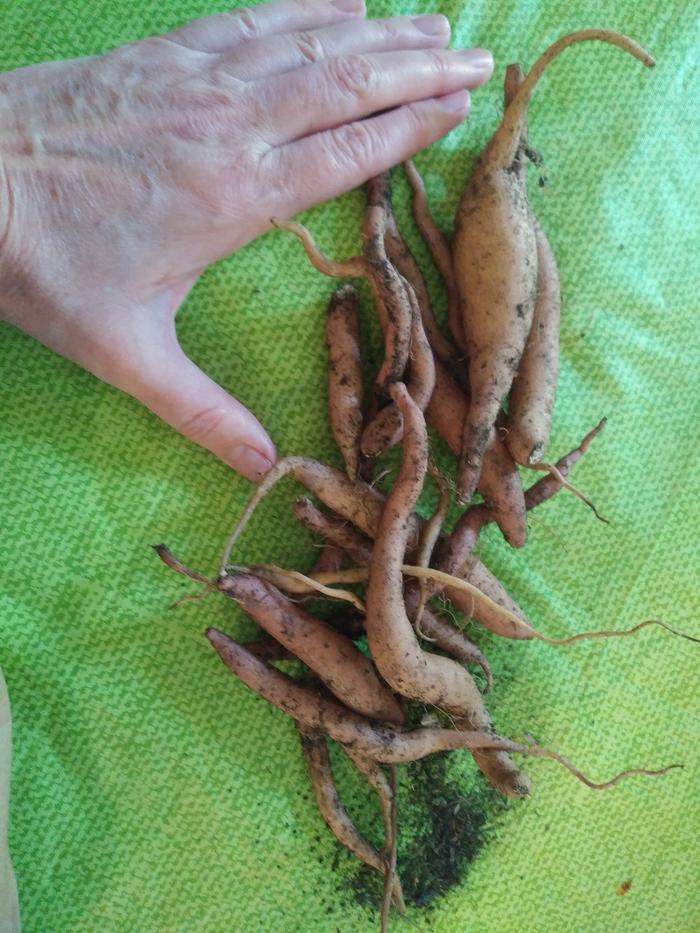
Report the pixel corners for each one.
[1,1,699,930]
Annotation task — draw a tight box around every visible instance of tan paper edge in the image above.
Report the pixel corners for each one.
[0,668,21,933]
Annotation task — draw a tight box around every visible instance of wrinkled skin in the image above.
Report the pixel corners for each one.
[0,0,492,481]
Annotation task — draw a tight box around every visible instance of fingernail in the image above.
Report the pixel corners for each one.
[228,444,275,483]
[457,48,494,80]
[412,14,450,36]
[331,0,365,13]
[437,89,470,115]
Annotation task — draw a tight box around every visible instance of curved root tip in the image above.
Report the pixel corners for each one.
[541,619,700,646]
[154,544,216,588]
[642,620,700,644]
[170,585,215,609]
[543,750,682,790]
[532,462,609,523]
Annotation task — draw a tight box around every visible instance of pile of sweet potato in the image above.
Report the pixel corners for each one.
[156,31,693,929]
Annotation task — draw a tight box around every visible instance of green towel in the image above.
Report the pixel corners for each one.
[1,1,698,930]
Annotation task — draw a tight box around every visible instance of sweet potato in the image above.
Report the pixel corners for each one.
[454,31,654,501]
[273,174,413,397]
[383,197,459,371]
[364,383,530,795]
[156,548,403,726]
[206,629,678,787]
[427,357,528,547]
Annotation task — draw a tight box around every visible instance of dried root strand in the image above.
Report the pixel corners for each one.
[219,456,420,573]
[250,563,367,614]
[539,619,700,647]
[521,743,681,791]
[305,565,698,647]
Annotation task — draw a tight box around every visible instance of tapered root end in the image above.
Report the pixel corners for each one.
[328,283,360,311]
[456,460,481,504]
[506,772,533,798]
[473,749,533,798]
[490,30,657,169]
[205,627,226,649]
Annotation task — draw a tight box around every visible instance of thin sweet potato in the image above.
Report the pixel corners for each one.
[157,549,403,726]
[360,275,435,457]
[220,456,422,572]
[403,158,465,357]
[298,727,405,914]
[326,285,363,481]
[384,199,460,371]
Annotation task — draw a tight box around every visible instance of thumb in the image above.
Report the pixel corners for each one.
[129,340,276,483]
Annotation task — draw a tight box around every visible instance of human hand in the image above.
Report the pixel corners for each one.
[0,0,493,481]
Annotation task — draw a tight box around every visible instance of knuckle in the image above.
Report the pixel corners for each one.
[424,47,449,76]
[293,0,319,14]
[178,405,228,445]
[228,7,260,41]
[378,19,403,43]
[292,30,325,65]
[329,54,376,100]
[331,120,377,168]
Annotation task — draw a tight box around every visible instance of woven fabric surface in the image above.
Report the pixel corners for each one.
[1,1,699,930]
